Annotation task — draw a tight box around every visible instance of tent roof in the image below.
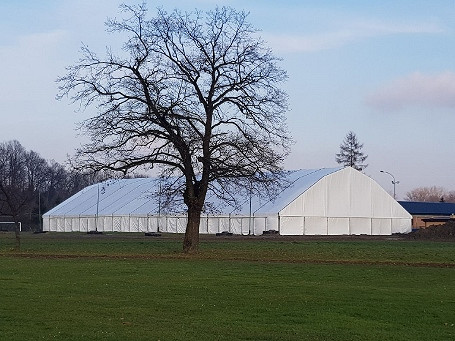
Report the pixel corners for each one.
[44,177,158,216]
[43,167,342,217]
[250,167,342,214]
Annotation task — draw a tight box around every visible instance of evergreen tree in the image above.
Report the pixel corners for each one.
[335,131,368,171]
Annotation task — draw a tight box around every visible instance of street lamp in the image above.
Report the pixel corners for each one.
[380,170,400,199]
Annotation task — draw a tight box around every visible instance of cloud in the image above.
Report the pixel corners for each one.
[263,19,443,54]
[366,71,455,110]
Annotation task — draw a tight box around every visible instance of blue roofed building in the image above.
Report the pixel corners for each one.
[398,201,455,229]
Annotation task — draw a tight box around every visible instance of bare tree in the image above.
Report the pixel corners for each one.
[445,191,455,203]
[0,140,115,236]
[0,141,35,250]
[335,131,368,171]
[57,4,291,252]
[405,186,455,203]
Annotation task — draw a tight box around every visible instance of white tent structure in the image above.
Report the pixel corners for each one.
[42,167,412,235]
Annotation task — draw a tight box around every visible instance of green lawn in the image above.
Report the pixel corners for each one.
[1,232,454,340]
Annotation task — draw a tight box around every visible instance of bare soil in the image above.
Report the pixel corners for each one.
[405,221,455,241]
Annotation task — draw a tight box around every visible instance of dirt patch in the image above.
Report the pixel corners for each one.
[405,221,455,241]
[7,250,455,268]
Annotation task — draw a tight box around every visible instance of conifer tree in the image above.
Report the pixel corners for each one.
[335,131,368,171]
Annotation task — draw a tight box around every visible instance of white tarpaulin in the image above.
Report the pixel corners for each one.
[43,167,412,235]
[278,167,412,235]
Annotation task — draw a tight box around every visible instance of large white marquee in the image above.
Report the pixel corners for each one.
[43,167,412,235]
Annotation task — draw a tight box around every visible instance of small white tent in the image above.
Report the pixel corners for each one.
[43,167,412,235]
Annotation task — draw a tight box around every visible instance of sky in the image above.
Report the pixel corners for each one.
[1,0,455,200]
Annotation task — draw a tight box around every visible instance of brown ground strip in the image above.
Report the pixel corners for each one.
[3,251,454,268]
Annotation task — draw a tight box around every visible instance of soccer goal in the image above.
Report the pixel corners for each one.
[0,222,21,232]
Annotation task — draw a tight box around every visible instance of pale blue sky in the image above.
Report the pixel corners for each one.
[1,0,455,199]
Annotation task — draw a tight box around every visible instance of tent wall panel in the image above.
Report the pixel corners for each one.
[265,215,279,232]
[156,217,167,233]
[279,216,304,235]
[146,217,157,232]
[54,218,60,231]
[282,196,304,217]
[301,178,328,217]
[252,216,267,235]
[87,217,96,231]
[96,217,102,231]
[58,218,65,231]
[219,217,230,232]
[221,216,250,235]
[79,217,88,232]
[70,217,80,232]
[120,216,129,232]
[392,202,409,218]
[93,217,100,231]
[58,218,66,232]
[64,218,71,231]
[371,184,392,218]
[328,217,349,235]
[350,172,372,217]
[176,217,187,233]
[55,218,63,232]
[371,219,392,235]
[229,217,242,235]
[44,214,282,235]
[129,217,140,232]
[350,218,371,235]
[43,213,410,236]
[43,217,49,230]
[241,217,253,235]
[207,217,219,234]
[50,217,56,231]
[113,217,122,231]
[160,217,168,232]
[104,216,113,232]
[136,217,146,232]
[138,217,148,232]
[392,218,411,234]
[199,217,208,234]
[96,217,104,231]
[167,217,177,233]
[304,216,328,235]
[326,173,350,217]
[66,218,72,231]
[65,218,72,232]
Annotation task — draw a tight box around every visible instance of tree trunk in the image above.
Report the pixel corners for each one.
[183,206,202,253]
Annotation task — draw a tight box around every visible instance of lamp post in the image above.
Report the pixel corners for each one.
[380,170,400,199]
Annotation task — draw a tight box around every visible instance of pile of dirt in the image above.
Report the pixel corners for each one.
[406,221,455,240]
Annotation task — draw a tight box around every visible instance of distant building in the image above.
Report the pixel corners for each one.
[398,201,455,229]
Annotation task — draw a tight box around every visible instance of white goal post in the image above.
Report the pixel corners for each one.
[0,222,22,232]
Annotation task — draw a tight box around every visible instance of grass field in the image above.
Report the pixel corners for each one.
[1,232,454,341]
